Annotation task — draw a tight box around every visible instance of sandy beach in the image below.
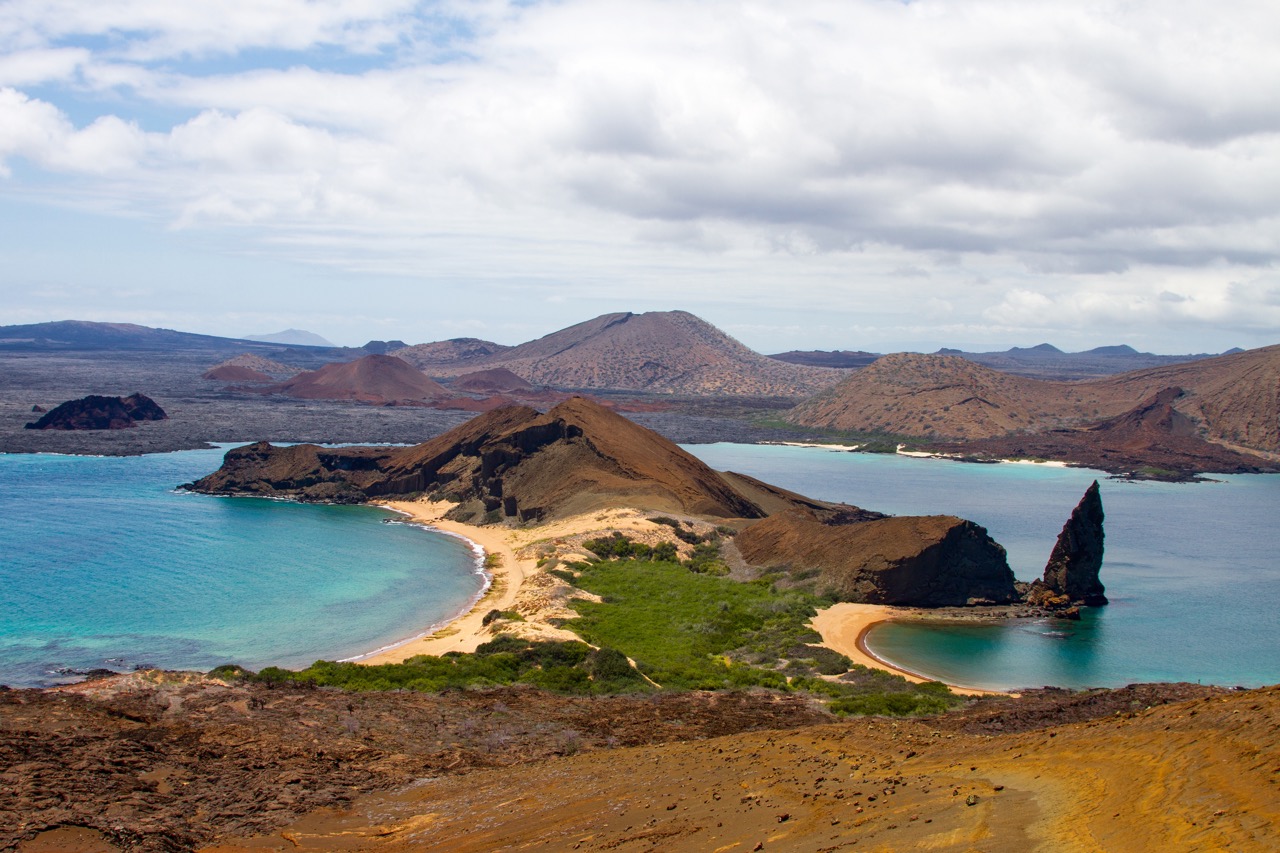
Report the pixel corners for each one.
[358,501,529,662]
[811,602,1003,696]
[357,501,661,663]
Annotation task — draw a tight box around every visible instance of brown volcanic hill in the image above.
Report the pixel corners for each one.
[219,353,300,376]
[787,345,1280,455]
[929,387,1280,478]
[430,311,842,398]
[202,364,273,382]
[1085,342,1280,453]
[265,354,449,404]
[190,398,1020,607]
[786,353,1106,439]
[190,397,769,521]
[392,337,512,369]
[734,508,1017,606]
[452,367,534,393]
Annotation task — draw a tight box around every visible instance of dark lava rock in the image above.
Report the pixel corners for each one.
[734,508,1018,607]
[1041,480,1107,606]
[30,404,45,413]
[24,393,168,431]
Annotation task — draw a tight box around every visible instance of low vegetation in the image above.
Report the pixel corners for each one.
[560,553,960,715]
[236,635,648,695]
[214,535,962,717]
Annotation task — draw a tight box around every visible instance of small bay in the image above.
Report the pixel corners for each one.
[687,443,1280,691]
[0,447,484,688]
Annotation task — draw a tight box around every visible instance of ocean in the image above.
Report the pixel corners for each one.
[0,447,485,688]
[2,442,1277,691]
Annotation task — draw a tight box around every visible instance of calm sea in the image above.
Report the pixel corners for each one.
[688,443,1280,691]
[0,447,485,688]
[4,442,1277,691]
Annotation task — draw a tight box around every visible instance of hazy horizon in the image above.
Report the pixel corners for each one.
[2,1,1278,354]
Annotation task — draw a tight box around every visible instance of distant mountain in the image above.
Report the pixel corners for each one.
[768,350,881,369]
[243,329,335,347]
[787,353,1093,440]
[393,338,513,368]
[934,343,1228,381]
[787,344,1280,456]
[0,320,279,353]
[427,311,842,398]
[360,340,408,355]
[262,354,450,404]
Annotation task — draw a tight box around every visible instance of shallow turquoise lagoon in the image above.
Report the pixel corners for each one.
[0,447,484,687]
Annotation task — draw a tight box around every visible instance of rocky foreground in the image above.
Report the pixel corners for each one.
[3,673,1276,852]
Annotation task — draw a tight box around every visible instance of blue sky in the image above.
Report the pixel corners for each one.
[2,0,1278,353]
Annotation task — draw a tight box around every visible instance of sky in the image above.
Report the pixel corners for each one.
[1,0,1278,354]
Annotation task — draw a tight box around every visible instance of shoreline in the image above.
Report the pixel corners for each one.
[354,500,532,662]
[811,603,1007,697]
[354,503,1011,697]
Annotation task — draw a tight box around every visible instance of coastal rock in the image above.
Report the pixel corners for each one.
[1041,480,1107,606]
[25,393,167,430]
[734,508,1018,607]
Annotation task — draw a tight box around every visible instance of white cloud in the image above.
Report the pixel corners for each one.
[0,48,88,86]
[2,0,1280,351]
[0,0,427,59]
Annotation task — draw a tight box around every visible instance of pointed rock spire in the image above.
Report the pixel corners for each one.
[1042,480,1107,606]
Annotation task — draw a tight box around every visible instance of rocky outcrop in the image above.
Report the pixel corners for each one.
[188,397,770,521]
[1035,481,1107,608]
[25,393,167,430]
[734,508,1018,606]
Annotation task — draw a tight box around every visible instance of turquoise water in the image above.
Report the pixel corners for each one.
[687,443,1280,691]
[0,448,485,688]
